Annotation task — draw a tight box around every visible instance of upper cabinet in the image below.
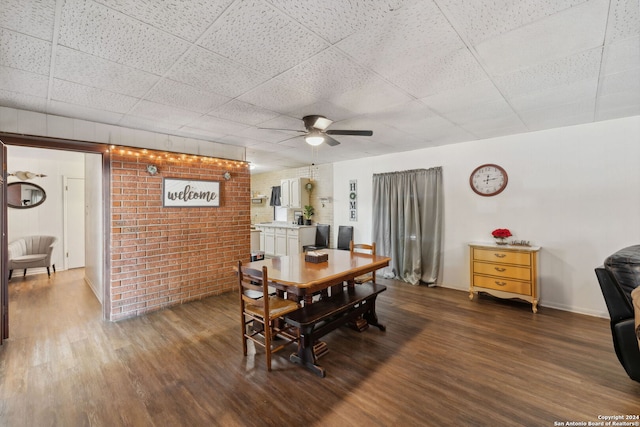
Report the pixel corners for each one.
[280,178,309,209]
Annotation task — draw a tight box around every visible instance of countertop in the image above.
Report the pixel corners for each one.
[253,222,316,229]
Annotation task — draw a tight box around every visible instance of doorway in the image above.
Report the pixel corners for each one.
[0,136,110,341]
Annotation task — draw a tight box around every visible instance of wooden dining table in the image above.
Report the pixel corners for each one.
[243,248,391,376]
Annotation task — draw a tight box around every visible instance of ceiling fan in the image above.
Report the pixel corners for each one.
[262,115,373,147]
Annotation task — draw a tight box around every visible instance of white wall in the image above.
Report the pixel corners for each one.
[84,153,104,303]
[333,116,640,317]
[7,146,85,273]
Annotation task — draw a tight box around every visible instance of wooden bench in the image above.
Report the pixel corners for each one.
[284,282,387,377]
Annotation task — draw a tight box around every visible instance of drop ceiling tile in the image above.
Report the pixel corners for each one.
[52,79,138,114]
[596,91,640,120]
[508,78,598,112]
[420,79,505,114]
[266,0,418,44]
[167,46,269,98]
[601,36,640,75]
[93,0,234,42]
[476,0,609,75]
[187,114,250,135]
[436,99,518,126]
[336,1,463,77]
[604,0,640,43]
[54,47,160,97]
[238,79,320,114]
[329,78,414,115]
[48,100,124,125]
[197,0,328,76]
[0,0,56,40]
[177,126,229,141]
[0,66,49,97]
[0,90,47,113]
[495,48,601,98]
[385,48,487,98]
[58,0,190,74]
[519,98,596,130]
[251,114,302,131]
[277,49,378,98]
[437,0,587,45]
[128,100,204,126]
[460,113,527,136]
[209,100,280,126]
[217,134,264,147]
[146,79,230,114]
[287,101,358,123]
[0,28,51,75]
[598,68,640,96]
[233,126,293,144]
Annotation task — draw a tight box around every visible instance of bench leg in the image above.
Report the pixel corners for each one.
[47,267,50,277]
[23,269,27,277]
[52,264,56,273]
[8,270,12,280]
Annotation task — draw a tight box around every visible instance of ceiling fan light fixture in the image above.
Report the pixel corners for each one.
[305,131,324,146]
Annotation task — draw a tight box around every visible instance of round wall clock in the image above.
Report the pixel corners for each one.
[146,164,158,175]
[470,164,508,196]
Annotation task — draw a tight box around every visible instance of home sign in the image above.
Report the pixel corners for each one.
[163,178,220,207]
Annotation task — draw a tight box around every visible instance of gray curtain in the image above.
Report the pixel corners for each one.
[372,167,443,285]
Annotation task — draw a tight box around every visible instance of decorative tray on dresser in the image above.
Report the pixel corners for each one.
[469,242,541,313]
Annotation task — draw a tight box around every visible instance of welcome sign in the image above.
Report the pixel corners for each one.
[163,178,220,207]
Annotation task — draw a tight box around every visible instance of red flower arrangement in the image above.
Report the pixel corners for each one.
[491,228,512,239]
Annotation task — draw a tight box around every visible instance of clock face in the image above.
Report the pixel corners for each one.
[470,164,508,196]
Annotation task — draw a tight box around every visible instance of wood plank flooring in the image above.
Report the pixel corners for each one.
[1,269,638,426]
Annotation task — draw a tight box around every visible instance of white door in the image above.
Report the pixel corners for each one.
[64,177,85,269]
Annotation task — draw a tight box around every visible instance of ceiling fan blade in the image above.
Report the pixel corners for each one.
[324,135,341,146]
[257,127,305,133]
[326,129,373,136]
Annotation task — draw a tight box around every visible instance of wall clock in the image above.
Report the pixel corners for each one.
[146,164,158,175]
[470,164,508,196]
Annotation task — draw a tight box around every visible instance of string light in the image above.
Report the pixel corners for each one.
[107,145,249,169]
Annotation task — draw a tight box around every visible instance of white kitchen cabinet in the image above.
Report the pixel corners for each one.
[253,224,316,256]
[280,178,310,209]
[275,228,288,257]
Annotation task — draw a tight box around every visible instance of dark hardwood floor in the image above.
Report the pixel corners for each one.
[1,269,638,426]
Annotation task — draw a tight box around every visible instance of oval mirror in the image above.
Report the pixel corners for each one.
[7,182,47,209]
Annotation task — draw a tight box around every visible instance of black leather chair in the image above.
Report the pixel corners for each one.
[303,224,330,252]
[595,245,640,382]
[336,225,353,251]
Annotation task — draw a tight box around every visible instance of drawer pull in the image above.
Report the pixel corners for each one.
[494,267,506,272]
[494,253,506,258]
[495,281,507,286]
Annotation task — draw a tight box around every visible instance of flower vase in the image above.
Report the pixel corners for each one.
[495,238,508,245]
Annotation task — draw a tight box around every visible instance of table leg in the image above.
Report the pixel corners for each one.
[363,298,386,331]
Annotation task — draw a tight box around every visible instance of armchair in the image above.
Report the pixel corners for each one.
[595,244,640,382]
[8,235,57,279]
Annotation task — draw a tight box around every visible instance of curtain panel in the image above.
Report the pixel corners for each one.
[372,167,443,285]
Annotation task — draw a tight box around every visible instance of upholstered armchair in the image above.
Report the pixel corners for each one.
[595,245,640,382]
[8,235,57,279]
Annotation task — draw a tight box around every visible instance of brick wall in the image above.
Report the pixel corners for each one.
[110,150,250,320]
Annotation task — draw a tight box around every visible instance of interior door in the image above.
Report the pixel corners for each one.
[0,140,7,343]
[64,177,85,269]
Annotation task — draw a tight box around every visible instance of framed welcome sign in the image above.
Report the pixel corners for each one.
[163,178,220,207]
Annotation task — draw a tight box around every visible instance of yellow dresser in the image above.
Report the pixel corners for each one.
[469,242,541,313]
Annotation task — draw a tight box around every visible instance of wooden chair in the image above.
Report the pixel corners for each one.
[350,241,376,285]
[238,261,300,371]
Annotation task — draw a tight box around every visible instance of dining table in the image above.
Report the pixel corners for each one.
[243,248,391,376]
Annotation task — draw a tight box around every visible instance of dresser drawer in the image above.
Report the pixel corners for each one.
[473,275,532,295]
[473,248,531,266]
[473,261,531,281]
